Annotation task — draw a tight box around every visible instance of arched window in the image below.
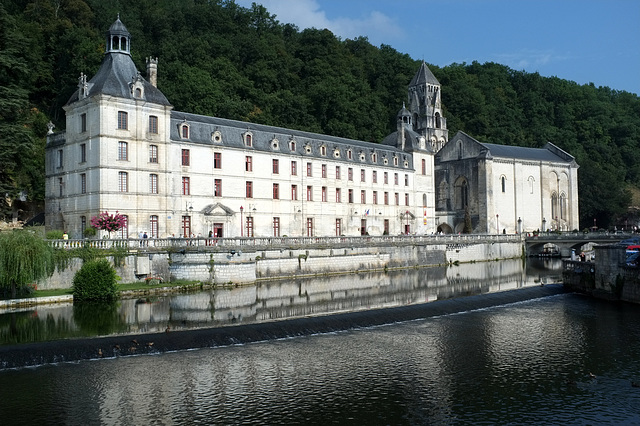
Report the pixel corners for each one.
[435,112,441,128]
[455,178,469,210]
[551,192,558,220]
[422,193,427,207]
[560,193,567,220]
[501,176,506,193]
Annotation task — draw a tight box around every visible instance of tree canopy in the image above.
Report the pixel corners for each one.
[2,0,639,229]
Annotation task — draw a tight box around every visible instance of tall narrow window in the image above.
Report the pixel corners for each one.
[273,217,280,237]
[384,192,389,205]
[149,115,158,134]
[118,215,129,239]
[306,218,314,237]
[394,173,399,185]
[182,177,190,195]
[322,186,327,202]
[181,124,189,139]
[361,169,366,182]
[246,156,253,172]
[149,145,158,163]
[405,193,409,206]
[150,215,159,238]
[348,168,353,181]
[246,181,253,198]
[373,191,378,204]
[118,141,128,161]
[80,173,86,194]
[214,179,222,197]
[348,189,354,203]
[384,172,388,184]
[322,164,327,178]
[336,166,341,180]
[273,183,279,199]
[321,146,326,156]
[80,143,86,163]
[306,162,312,177]
[81,113,87,133]
[291,184,298,200]
[306,186,313,201]
[291,161,297,175]
[421,159,426,175]
[150,174,158,194]
[273,159,279,174]
[336,188,341,203]
[57,150,64,169]
[118,172,128,192]
[335,219,342,236]
[405,174,409,186]
[117,111,128,130]
[372,171,377,183]
[181,149,190,166]
[58,178,63,197]
[395,193,399,205]
[181,216,191,238]
[245,217,254,237]
[245,134,252,147]
[501,176,506,193]
[361,190,366,204]
[214,152,222,169]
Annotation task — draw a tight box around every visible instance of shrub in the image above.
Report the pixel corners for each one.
[84,227,97,237]
[72,259,118,301]
[46,230,64,239]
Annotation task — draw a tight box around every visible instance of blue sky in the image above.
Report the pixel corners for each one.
[235,0,639,95]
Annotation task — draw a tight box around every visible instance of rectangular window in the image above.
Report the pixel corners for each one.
[182,149,190,166]
[373,191,378,204]
[246,156,253,172]
[372,171,377,183]
[182,177,190,195]
[422,159,426,175]
[150,215,159,238]
[214,152,222,169]
[348,168,353,181]
[58,178,63,197]
[214,179,222,197]
[273,183,279,199]
[361,169,365,182]
[361,190,366,204]
[57,149,63,168]
[384,192,389,205]
[81,113,87,132]
[291,184,298,200]
[181,125,189,139]
[405,174,409,186]
[384,172,388,185]
[322,186,327,202]
[149,145,158,163]
[246,216,254,237]
[273,217,280,237]
[80,143,86,163]
[395,193,399,206]
[306,162,312,177]
[246,181,253,198]
[306,218,313,237]
[405,193,410,206]
[291,161,297,176]
[336,166,341,180]
[118,215,129,239]
[80,173,86,194]
[149,115,158,134]
[117,111,128,130]
[306,185,313,201]
[322,164,327,178]
[336,188,341,203]
[181,216,191,238]
[335,218,342,236]
[150,174,158,194]
[348,189,354,203]
[394,173,399,185]
[273,159,279,174]
[118,141,128,161]
[119,172,128,192]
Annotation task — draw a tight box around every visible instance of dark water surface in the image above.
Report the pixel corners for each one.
[2,259,640,424]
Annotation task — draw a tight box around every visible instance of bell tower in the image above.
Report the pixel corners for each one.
[105,14,131,55]
[408,61,448,152]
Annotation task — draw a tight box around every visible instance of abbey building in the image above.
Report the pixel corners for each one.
[45,18,579,238]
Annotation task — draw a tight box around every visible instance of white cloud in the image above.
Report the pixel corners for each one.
[493,49,567,71]
[235,0,404,44]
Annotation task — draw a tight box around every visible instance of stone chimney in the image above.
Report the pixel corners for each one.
[146,57,158,87]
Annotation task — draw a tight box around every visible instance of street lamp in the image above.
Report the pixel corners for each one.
[240,206,244,237]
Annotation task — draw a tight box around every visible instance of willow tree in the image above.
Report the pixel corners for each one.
[0,230,57,298]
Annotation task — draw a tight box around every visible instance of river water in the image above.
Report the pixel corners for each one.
[1,259,640,424]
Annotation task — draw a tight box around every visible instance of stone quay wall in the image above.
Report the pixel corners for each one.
[563,245,640,304]
[40,236,524,289]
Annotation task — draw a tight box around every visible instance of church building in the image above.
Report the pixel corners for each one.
[44,17,579,239]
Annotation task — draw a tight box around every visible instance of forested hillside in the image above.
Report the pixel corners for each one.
[1,0,639,229]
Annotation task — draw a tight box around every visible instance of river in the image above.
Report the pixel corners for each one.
[1,259,639,424]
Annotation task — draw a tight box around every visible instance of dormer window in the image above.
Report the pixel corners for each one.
[393,157,399,166]
[135,88,142,98]
[212,130,222,143]
[243,132,253,147]
[290,140,296,151]
[347,150,353,160]
[371,153,377,163]
[304,144,312,154]
[181,123,189,139]
[271,138,279,150]
[334,148,340,158]
[320,145,326,156]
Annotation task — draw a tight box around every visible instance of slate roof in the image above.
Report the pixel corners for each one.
[409,61,440,86]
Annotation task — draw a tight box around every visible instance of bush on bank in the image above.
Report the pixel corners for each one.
[72,259,118,302]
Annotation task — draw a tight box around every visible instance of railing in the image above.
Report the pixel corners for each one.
[47,233,524,252]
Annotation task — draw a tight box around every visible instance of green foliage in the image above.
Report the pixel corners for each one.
[0,230,56,298]
[84,227,96,237]
[46,230,64,239]
[72,258,118,301]
[1,0,639,230]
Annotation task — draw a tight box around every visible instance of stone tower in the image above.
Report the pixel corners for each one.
[407,61,448,152]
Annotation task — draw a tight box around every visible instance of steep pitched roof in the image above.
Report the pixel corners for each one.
[409,61,440,86]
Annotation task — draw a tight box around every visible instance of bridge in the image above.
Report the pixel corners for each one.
[524,232,634,257]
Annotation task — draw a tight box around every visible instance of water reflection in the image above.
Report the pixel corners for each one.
[1,258,561,344]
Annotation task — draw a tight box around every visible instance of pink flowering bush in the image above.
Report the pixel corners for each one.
[90,211,126,234]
